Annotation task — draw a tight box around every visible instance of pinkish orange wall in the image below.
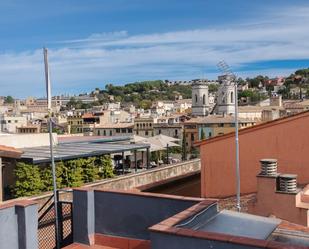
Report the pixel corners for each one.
[248,176,308,226]
[200,112,309,198]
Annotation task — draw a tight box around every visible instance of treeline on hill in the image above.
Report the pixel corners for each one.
[66,80,218,110]
[12,155,114,198]
[65,68,309,109]
[99,80,193,109]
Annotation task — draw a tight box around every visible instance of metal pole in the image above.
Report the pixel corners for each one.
[122,151,125,174]
[44,48,60,249]
[166,144,169,164]
[234,82,241,212]
[146,147,150,169]
[134,150,137,172]
[217,61,241,212]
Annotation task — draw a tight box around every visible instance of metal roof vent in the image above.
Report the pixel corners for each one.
[260,159,277,176]
[278,174,297,193]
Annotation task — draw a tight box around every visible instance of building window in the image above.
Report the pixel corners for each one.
[208,132,212,137]
[175,129,178,136]
[203,94,206,105]
[116,128,120,133]
[128,128,132,133]
[159,129,161,134]
[109,130,112,136]
[98,130,101,136]
[145,131,149,136]
[121,128,126,133]
[191,134,194,141]
[231,92,234,103]
[103,130,106,136]
[195,94,198,103]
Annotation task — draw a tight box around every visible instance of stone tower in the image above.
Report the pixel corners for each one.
[217,75,235,115]
[191,80,209,116]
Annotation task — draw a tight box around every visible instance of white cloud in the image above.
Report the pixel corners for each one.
[1,5,309,97]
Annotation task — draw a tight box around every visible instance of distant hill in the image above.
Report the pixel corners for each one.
[92,80,219,109]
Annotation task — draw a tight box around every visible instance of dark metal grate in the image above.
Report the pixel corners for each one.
[38,205,56,249]
[59,202,73,248]
[38,201,73,249]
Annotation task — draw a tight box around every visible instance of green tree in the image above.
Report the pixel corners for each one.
[62,159,84,187]
[13,162,44,197]
[82,157,100,183]
[97,155,114,179]
[40,162,64,191]
[4,96,14,104]
[200,129,206,140]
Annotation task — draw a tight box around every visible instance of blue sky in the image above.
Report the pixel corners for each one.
[1,0,309,97]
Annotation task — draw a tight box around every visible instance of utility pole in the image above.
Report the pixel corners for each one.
[217,60,241,212]
[44,48,60,249]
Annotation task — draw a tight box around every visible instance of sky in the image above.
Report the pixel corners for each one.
[1,0,309,98]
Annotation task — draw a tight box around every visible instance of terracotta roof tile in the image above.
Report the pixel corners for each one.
[0,145,22,158]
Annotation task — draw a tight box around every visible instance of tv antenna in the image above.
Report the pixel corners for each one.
[217,60,241,212]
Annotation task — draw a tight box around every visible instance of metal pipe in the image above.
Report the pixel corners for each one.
[44,48,60,249]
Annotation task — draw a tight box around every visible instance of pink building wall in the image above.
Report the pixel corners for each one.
[198,111,309,198]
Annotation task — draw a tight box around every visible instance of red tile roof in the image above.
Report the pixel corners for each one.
[0,145,22,158]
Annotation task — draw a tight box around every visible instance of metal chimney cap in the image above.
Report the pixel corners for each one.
[260,159,277,163]
[279,174,297,179]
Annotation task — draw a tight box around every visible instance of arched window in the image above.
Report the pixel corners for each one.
[203,94,206,105]
[195,94,198,103]
[230,92,234,103]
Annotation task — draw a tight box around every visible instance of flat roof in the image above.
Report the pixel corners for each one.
[20,142,150,164]
[58,135,131,144]
[190,210,280,240]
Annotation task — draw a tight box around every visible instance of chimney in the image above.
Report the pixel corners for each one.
[278,174,297,193]
[259,159,277,176]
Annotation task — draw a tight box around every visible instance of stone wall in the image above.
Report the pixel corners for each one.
[24,159,201,209]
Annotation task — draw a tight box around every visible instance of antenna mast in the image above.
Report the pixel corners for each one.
[217,60,241,212]
[44,48,60,248]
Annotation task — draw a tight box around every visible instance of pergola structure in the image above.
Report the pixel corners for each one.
[19,141,151,172]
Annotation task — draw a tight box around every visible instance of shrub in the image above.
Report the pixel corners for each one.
[14,162,44,197]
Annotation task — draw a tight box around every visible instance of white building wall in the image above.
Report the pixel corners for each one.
[192,83,210,116]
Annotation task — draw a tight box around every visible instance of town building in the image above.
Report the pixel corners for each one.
[191,80,210,117]
[0,114,27,133]
[94,123,134,136]
[216,75,236,115]
[184,115,256,152]
[133,117,155,137]
[16,125,40,134]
